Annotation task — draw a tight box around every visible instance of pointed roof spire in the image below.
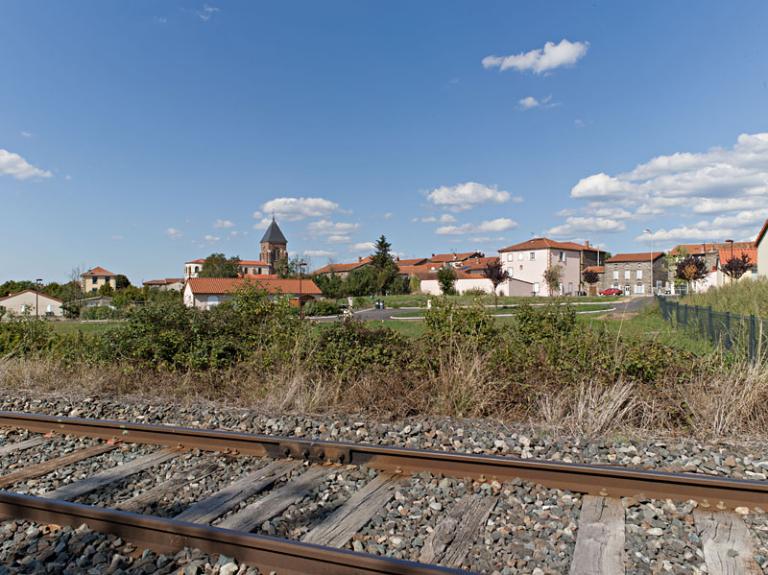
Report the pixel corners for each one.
[260,217,287,244]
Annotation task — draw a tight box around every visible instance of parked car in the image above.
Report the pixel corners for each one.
[599,288,623,296]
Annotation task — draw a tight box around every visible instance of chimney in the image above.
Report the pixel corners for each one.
[585,240,590,247]
[358,256,362,262]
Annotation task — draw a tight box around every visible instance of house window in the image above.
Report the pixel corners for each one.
[533,282,540,294]
[519,265,523,271]
[624,270,631,280]
[636,269,643,280]
[529,252,535,261]
[507,253,513,262]
[559,251,566,262]
[612,271,619,280]
[518,253,524,261]
[92,277,97,285]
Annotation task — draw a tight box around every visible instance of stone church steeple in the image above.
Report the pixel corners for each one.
[260,217,288,267]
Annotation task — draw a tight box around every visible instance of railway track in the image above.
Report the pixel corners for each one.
[0,410,765,574]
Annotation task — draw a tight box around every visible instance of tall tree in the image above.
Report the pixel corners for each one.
[314,272,344,299]
[721,254,751,281]
[675,255,707,292]
[437,266,457,295]
[370,235,399,294]
[482,260,509,307]
[543,265,563,295]
[199,253,241,278]
[115,274,131,290]
[583,270,600,294]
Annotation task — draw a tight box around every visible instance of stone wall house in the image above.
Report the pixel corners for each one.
[603,252,667,296]
[142,278,185,291]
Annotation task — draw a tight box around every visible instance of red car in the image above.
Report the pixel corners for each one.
[599,288,623,296]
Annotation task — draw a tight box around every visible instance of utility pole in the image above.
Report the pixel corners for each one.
[644,229,653,296]
[35,278,43,318]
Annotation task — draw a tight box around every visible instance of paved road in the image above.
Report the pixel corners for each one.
[315,297,657,323]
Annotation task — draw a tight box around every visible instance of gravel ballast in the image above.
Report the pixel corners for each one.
[1,390,768,573]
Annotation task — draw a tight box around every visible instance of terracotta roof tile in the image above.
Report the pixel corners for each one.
[605,252,665,263]
[498,238,599,253]
[81,266,116,277]
[718,246,757,266]
[429,252,482,263]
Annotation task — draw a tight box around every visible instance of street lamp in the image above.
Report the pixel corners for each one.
[297,259,307,316]
[35,278,43,319]
[644,229,653,296]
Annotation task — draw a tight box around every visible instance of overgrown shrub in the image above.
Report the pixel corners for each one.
[303,300,341,317]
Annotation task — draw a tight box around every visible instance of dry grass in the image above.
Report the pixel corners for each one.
[3,354,768,441]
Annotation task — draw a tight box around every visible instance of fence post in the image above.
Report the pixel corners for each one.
[749,315,757,363]
[707,306,714,344]
[724,311,732,350]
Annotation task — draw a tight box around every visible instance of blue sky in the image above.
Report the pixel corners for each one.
[2,1,768,283]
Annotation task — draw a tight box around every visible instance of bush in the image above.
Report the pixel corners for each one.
[303,300,341,317]
[81,306,122,320]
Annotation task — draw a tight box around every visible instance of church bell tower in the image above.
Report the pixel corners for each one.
[260,217,288,269]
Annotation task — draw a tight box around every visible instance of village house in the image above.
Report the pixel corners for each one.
[583,265,604,295]
[428,252,484,268]
[312,257,373,279]
[667,242,756,293]
[603,252,667,295]
[497,238,603,296]
[756,219,768,279]
[717,243,758,283]
[183,277,321,310]
[185,218,287,278]
[410,267,533,297]
[142,278,185,291]
[80,267,119,293]
[0,290,64,318]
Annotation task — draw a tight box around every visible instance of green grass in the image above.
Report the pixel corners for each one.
[682,277,768,318]
[581,305,713,355]
[353,293,620,309]
[390,303,614,318]
[51,321,123,335]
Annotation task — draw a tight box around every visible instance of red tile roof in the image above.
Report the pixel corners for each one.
[396,258,428,266]
[0,290,63,303]
[460,256,500,271]
[429,252,482,263]
[605,252,665,263]
[498,238,599,253]
[81,266,116,277]
[584,266,605,274]
[313,257,372,275]
[718,246,757,267]
[669,243,721,256]
[186,277,321,296]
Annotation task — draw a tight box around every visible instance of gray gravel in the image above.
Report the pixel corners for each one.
[2,390,768,573]
[0,434,100,475]
[0,520,259,574]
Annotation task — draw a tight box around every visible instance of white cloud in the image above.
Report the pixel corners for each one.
[111,235,124,241]
[482,39,589,74]
[591,206,634,219]
[518,95,554,110]
[214,219,235,229]
[383,212,393,220]
[413,214,457,224]
[436,217,517,235]
[561,132,768,241]
[427,182,519,211]
[196,4,219,21]
[548,217,626,236]
[351,242,376,252]
[260,197,339,221]
[307,219,359,235]
[304,250,335,258]
[166,228,183,239]
[327,234,351,244]
[20,131,33,139]
[204,234,220,242]
[0,149,52,180]
[253,218,271,230]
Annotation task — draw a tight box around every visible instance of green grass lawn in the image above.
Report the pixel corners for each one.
[350,293,621,309]
[389,302,615,318]
[51,321,123,335]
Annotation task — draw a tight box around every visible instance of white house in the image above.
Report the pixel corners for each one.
[0,290,64,318]
[184,259,271,279]
[498,238,600,296]
[183,277,322,310]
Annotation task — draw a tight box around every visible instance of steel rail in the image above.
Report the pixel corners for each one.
[1,411,767,508]
[0,491,463,575]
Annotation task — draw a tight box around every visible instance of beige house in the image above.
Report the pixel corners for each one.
[81,266,118,293]
[184,259,271,279]
[0,290,63,318]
